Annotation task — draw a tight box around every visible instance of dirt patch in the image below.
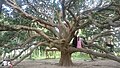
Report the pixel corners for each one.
[13,59,120,68]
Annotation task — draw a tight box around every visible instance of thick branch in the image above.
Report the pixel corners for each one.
[0,24,53,42]
[5,0,56,27]
[70,47,120,63]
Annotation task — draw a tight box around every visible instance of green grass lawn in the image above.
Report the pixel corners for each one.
[31,51,90,60]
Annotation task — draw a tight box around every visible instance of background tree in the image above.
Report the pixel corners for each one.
[0,0,120,66]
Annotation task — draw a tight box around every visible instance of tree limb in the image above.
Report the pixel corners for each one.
[5,0,56,27]
[12,41,47,66]
[89,30,113,44]
[70,47,120,63]
[0,24,53,42]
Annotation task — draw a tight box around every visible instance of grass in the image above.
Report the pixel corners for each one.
[72,52,90,60]
[31,51,90,60]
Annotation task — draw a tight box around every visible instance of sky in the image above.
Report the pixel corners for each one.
[2,0,111,16]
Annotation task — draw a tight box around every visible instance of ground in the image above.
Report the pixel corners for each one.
[13,59,120,68]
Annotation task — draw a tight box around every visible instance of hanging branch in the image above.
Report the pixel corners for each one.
[12,41,47,66]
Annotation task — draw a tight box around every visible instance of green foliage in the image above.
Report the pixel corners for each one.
[4,48,11,53]
[0,31,27,45]
[0,47,3,55]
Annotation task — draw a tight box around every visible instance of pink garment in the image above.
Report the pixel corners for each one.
[77,38,82,48]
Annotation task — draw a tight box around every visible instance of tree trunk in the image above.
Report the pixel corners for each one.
[59,51,73,66]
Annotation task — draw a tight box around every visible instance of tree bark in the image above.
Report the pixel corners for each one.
[59,50,73,66]
[70,47,120,63]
